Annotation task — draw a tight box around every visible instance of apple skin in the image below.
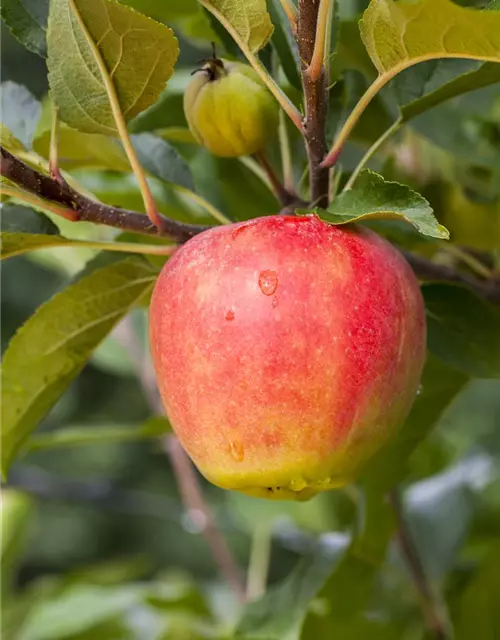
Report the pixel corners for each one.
[149,215,426,500]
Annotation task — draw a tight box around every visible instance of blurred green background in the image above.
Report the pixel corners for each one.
[2,1,500,638]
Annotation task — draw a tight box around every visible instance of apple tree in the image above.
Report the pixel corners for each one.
[1,0,500,638]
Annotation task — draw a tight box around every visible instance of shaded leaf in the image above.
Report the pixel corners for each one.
[424,284,500,379]
[361,354,470,493]
[199,0,274,54]
[317,170,448,239]
[454,544,500,640]
[0,81,41,149]
[236,535,350,639]
[24,416,171,452]
[361,0,500,78]
[47,0,179,135]
[0,204,59,235]
[237,491,394,640]
[132,133,195,191]
[0,0,49,57]
[404,453,496,582]
[301,490,395,639]
[399,60,500,122]
[269,0,301,91]
[1,256,158,477]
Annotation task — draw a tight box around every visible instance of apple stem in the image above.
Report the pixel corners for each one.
[389,489,451,640]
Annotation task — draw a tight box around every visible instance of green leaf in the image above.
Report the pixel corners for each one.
[269,0,301,91]
[198,0,274,54]
[17,584,140,640]
[423,284,500,379]
[454,545,500,640]
[236,536,350,639]
[317,170,448,239]
[0,81,41,149]
[301,490,395,639]
[24,416,171,452]
[0,204,60,235]
[33,97,130,171]
[1,256,158,477]
[0,0,49,57]
[404,453,495,582]
[361,355,470,493]
[0,124,26,154]
[1,231,177,261]
[361,0,500,78]
[1,490,33,566]
[47,0,179,135]
[132,133,195,191]
[399,60,500,122]
[237,491,394,640]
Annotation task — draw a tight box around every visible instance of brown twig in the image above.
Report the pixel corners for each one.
[116,318,247,603]
[0,146,209,242]
[2,145,500,305]
[389,489,451,640]
[296,0,330,208]
[254,151,301,207]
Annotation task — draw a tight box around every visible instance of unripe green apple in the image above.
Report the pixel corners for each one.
[183,57,279,157]
[149,216,426,500]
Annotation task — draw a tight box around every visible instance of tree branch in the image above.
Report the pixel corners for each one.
[297,0,330,208]
[0,146,210,243]
[116,318,247,603]
[402,250,500,304]
[3,145,499,305]
[389,489,451,640]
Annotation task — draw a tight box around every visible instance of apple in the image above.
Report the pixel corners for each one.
[149,215,426,500]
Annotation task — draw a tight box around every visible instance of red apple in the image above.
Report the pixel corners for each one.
[149,215,426,500]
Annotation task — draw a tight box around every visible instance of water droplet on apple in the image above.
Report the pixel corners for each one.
[416,384,423,396]
[258,270,278,296]
[272,296,279,308]
[229,440,245,462]
[225,309,235,321]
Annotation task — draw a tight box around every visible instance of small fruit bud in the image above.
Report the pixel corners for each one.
[183,57,279,157]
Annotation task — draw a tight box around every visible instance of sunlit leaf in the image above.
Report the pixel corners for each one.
[24,416,171,452]
[198,0,273,54]
[1,231,176,261]
[1,256,158,477]
[33,98,130,171]
[316,170,448,239]
[361,0,500,78]
[47,0,179,135]
[0,0,49,57]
